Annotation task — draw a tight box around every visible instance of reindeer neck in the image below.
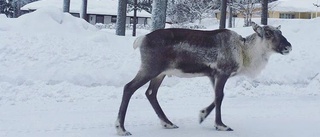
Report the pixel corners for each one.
[240,33,272,78]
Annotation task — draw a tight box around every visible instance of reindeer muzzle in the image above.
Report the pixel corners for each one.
[281,45,292,55]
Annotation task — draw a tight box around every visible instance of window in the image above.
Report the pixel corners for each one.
[111,16,117,23]
[279,13,295,19]
[96,15,104,24]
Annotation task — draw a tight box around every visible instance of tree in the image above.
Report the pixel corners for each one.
[0,0,43,18]
[151,0,167,31]
[261,0,268,25]
[228,0,233,28]
[10,0,39,17]
[181,0,218,24]
[220,0,227,29]
[128,0,152,13]
[313,2,320,18]
[167,0,220,24]
[167,1,192,24]
[231,0,256,27]
[116,0,128,36]
[63,0,70,12]
[230,0,277,27]
[132,0,137,36]
[80,0,88,21]
[0,0,14,17]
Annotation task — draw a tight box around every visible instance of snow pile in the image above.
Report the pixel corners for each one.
[0,14,11,31]
[1,7,320,97]
[306,73,320,95]
[0,14,6,19]
[1,7,97,33]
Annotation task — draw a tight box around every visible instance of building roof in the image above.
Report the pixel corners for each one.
[270,0,320,12]
[21,0,151,17]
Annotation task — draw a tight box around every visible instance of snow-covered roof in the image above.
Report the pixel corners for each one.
[269,0,320,12]
[21,0,151,17]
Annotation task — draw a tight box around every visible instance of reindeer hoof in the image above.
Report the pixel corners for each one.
[199,109,209,124]
[115,121,132,136]
[161,120,179,129]
[215,125,233,131]
[163,123,179,129]
[116,130,132,136]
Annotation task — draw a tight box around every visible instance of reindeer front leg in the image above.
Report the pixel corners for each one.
[199,74,233,131]
[214,74,233,131]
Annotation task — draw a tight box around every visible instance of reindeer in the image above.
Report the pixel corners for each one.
[115,22,292,136]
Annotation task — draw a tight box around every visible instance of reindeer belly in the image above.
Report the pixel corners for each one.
[162,62,213,78]
[162,69,206,78]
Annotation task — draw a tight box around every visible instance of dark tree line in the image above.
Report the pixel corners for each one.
[0,0,39,18]
[0,0,14,17]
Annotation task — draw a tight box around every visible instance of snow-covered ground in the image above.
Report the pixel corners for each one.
[1,8,320,137]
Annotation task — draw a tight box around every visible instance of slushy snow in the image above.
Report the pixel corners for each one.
[0,7,319,137]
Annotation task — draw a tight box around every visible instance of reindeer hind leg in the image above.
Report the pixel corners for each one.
[199,102,215,124]
[145,74,178,129]
[199,76,216,124]
[116,70,162,136]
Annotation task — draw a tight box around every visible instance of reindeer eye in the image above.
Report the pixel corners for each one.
[265,30,273,38]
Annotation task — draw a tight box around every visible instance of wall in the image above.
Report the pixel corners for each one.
[89,15,96,24]
[104,16,111,24]
[86,14,149,25]
[269,11,320,19]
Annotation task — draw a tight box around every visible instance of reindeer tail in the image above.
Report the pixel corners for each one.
[133,35,145,49]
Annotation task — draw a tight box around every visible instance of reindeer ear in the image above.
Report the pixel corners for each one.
[276,25,281,30]
[251,22,263,37]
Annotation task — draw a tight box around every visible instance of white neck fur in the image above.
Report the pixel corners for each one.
[239,34,274,78]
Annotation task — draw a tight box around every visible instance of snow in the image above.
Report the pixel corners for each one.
[1,7,320,137]
[21,0,151,17]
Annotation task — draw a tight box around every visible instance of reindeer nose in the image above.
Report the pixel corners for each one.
[282,45,292,55]
[284,46,290,51]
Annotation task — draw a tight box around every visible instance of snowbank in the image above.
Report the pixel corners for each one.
[0,7,97,33]
[0,14,6,19]
[0,7,319,98]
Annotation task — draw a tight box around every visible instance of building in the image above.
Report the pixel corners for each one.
[215,0,320,20]
[269,0,320,19]
[21,0,151,25]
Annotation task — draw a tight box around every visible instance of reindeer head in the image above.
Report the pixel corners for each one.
[251,22,292,55]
